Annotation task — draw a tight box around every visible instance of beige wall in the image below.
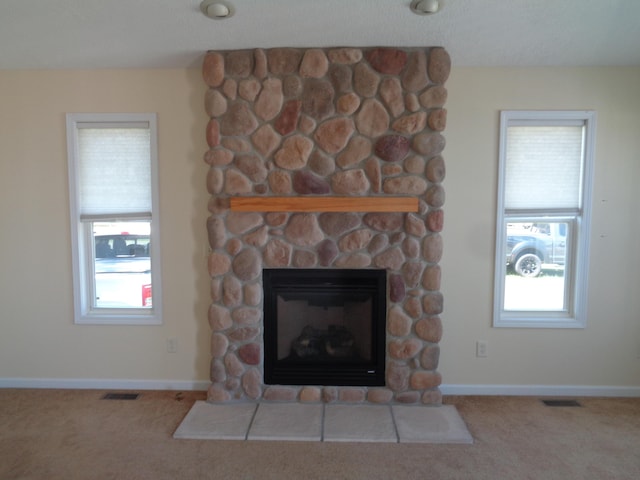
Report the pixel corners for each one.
[1,66,639,391]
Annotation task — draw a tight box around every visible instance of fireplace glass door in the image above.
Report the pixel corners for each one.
[263,269,386,386]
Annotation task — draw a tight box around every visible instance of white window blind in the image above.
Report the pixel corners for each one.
[504,125,584,210]
[77,125,152,218]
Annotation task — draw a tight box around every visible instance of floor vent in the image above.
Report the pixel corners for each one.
[541,399,581,407]
[102,393,140,400]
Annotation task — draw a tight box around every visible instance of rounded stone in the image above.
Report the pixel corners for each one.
[367,233,389,255]
[319,212,361,237]
[263,238,292,267]
[243,283,262,306]
[299,48,329,78]
[210,278,221,302]
[412,132,446,157]
[402,237,420,259]
[283,75,303,97]
[392,112,427,135]
[383,176,428,195]
[375,135,410,163]
[389,339,422,360]
[421,388,443,405]
[355,99,389,138]
[274,135,313,170]
[222,276,243,307]
[315,118,355,154]
[265,212,289,227]
[422,234,443,263]
[308,151,336,176]
[427,109,447,132]
[422,266,441,292]
[367,389,394,404]
[238,343,261,366]
[222,78,237,99]
[232,249,262,281]
[264,386,298,402]
[224,352,245,377]
[226,50,253,77]
[405,93,420,112]
[210,333,229,358]
[420,344,440,370]
[425,155,446,183]
[336,92,361,115]
[416,316,442,343]
[322,387,338,403]
[386,362,410,392]
[428,47,451,84]
[293,250,318,268]
[353,62,380,98]
[251,124,281,158]
[379,77,405,118]
[338,229,373,252]
[207,384,231,403]
[402,261,424,288]
[387,306,412,337]
[205,89,228,117]
[364,213,404,232]
[364,158,381,193]
[395,391,420,404]
[243,225,269,248]
[283,214,323,247]
[403,296,422,318]
[275,99,302,136]
[422,292,444,315]
[336,136,371,168]
[425,185,445,208]
[335,253,372,269]
[220,102,258,136]
[210,359,227,383]
[402,50,428,92]
[419,86,448,109]
[382,164,403,176]
[206,119,220,148]
[228,327,260,342]
[404,155,426,175]
[329,64,352,93]
[317,239,339,266]
[224,169,252,195]
[207,215,226,249]
[389,273,406,303]
[267,48,302,75]
[242,369,262,399]
[254,78,283,121]
[226,212,263,235]
[238,78,261,101]
[268,170,292,194]
[208,252,231,277]
[366,48,408,75]
[208,303,232,331]
[331,170,370,195]
[374,247,405,271]
[254,48,267,79]
[328,48,363,64]
[410,371,442,390]
[204,148,233,166]
[222,137,251,153]
[426,209,444,232]
[234,154,268,184]
[302,79,335,120]
[203,52,224,87]
[226,238,242,256]
[299,387,322,402]
[232,307,261,325]
[404,214,427,238]
[338,388,366,403]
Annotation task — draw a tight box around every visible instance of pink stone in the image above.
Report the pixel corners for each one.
[204,148,233,166]
[263,238,292,267]
[410,371,442,390]
[207,384,231,402]
[226,50,253,77]
[364,158,381,193]
[426,155,446,183]
[202,52,224,87]
[402,50,429,92]
[336,136,371,168]
[207,216,226,249]
[367,389,393,404]
[210,360,226,383]
[210,333,229,358]
[208,303,232,331]
[422,265,441,291]
[317,239,339,266]
[382,164,403,176]
[268,171,292,194]
[314,118,355,154]
[238,343,260,365]
[206,167,223,195]
[402,261,424,288]
[220,102,258,136]
[298,115,316,135]
[299,48,329,78]
[274,135,313,169]
[234,154,268,183]
[254,78,283,121]
[208,197,230,214]
[231,249,261,281]
[331,169,370,195]
[243,283,262,306]
[420,344,440,370]
[222,137,251,153]
[329,64,352,93]
[421,389,442,405]
[224,353,245,377]
[299,387,322,402]
[387,306,412,336]
[302,79,335,120]
[334,253,372,269]
[208,253,231,277]
[428,47,451,85]
[264,387,298,402]
[426,209,444,232]
[308,151,335,176]
[405,93,420,112]
[355,99,389,137]
[222,78,237,99]
[265,212,289,227]
[267,48,302,75]
[251,124,281,158]
[226,212,263,235]
[386,362,410,391]
[242,369,262,399]
[366,48,408,75]
[375,135,410,162]
[336,93,361,115]
[226,238,242,256]
[402,237,420,259]
[339,229,373,252]
[404,155,426,175]
[205,89,227,117]
[389,273,406,302]
[403,296,423,319]
[243,225,269,247]
[353,62,380,98]
[420,86,448,109]
[224,169,252,195]
[284,214,325,246]
[293,250,317,268]
[383,176,428,195]
[405,213,427,237]
[396,391,420,404]
[392,112,427,135]
[364,213,403,232]
[374,247,405,271]
[389,339,422,360]
[338,388,366,403]
[428,109,447,132]
[379,77,405,118]
[416,316,442,343]
[412,132,446,157]
[228,327,259,342]
[293,170,330,195]
[206,119,220,148]
[254,48,267,78]
[367,234,389,255]
[318,213,361,236]
[327,48,363,64]
[425,184,445,207]
[283,75,302,97]
[422,292,444,315]
[238,78,261,101]
[274,100,301,136]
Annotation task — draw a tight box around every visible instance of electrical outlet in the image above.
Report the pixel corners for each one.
[167,338,178,353]
[476,340,488,358]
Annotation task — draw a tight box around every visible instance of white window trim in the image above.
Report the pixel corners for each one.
[66,113,162,325]
[493,110,596,328]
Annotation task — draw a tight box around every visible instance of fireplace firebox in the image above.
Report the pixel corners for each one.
[263,269,387,386]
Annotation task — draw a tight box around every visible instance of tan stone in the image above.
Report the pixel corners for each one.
[421,389,443,405]
[387,306,412,337]
[298,115,316,135]
[364,158,381,193]
[389,339,422,360]
[364,213,404,232]
[300,48,329,78]
[336,136,371,168]
[238,78,261,101]
[207,216,226,249]
[220,102,258,136]
[336,93,361,115]
[210,333,229,358]
[263,238,292,267]
[210,278,221,302]
[251,124,281,158]
[402,50,429,92]
[403,296,423,319]
[226,212,263,235]
[331,169,370,195]
[327,48,363,64]
[314,118,355,154]
[404,155,426,175]
[318,212,360,236]
[268,170,292,194]
[254,48,267,79]
[379,77,405,118]
[243,283,262,306]
[242,368,262,399]
[428,47,451,84]
[205,89,227,117]
[224,353,245,377]
[419,85,448,108]
[355,99,389,137]
[392,112,427,135]
[208,303,232,331]
[224,169,252,195]
[264,386,298,402]
[428,109,447,132]
[208,252,231,277]
[353,62,380,98]
[299,387,322,402]
[338,388,366,403]
[367,389,393,404]
[334,253,372,268]
[204,148,233,166]
[421,265,441,291]
[234,154,268,183]
[254,78,283,121]
[284,214,324,246]
[383,176,428,195]
[382,164,403,176]
[339,229,373,252]
[404,214,427,237]
[274,135,313,169]
[410,371,442,390]
[203,52,224,87]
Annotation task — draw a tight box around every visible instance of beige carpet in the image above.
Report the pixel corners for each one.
[1,389,640,480]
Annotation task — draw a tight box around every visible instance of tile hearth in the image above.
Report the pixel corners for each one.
[173,402,472,444]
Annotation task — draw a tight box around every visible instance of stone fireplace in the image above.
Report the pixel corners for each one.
[204,46,449,405]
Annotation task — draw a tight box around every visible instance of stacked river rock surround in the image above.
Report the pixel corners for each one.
[204,47,449,405]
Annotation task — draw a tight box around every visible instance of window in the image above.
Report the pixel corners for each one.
[494,111,596,328]
[66,113,162,325]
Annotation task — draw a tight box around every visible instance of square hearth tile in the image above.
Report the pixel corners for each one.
[247,403,323,441]
[173,401,257,440]
[324,404,398,443]
[392,404,473,444]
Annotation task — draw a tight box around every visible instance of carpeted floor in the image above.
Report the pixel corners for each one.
[1,389,639,480]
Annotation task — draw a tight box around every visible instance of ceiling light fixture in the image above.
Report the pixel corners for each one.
[410,0,441,15]
[200,0,234,19]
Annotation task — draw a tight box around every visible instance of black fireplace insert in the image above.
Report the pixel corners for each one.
[263,268,386,386]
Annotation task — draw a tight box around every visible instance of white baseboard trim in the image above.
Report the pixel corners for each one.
[440,384,640,398]
[0,378,210,391]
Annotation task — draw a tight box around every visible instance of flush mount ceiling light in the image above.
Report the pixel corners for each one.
[410,0,441,15]
[200,0,234,19]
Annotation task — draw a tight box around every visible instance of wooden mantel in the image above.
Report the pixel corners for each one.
[230,196,419,213]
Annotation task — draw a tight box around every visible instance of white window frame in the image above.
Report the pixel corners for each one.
[66,113,162,325]
[493,110,596,328]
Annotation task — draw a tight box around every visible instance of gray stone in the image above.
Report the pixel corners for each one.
[232,249,262,281]
[220,102,258,136]
[412,132,446,157]
[425,155,446,183]
[317,239,339,266]
[353,62,380,97]
[308,150,336,176]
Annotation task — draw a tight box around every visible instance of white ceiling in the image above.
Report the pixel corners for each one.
[1,0,639,70]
